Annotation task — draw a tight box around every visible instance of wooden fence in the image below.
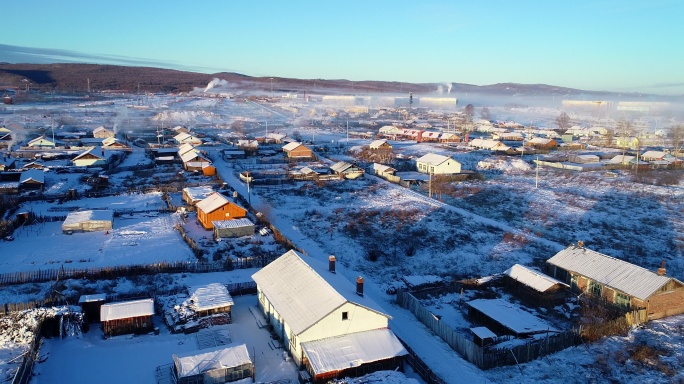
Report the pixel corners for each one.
[396,290,579,370]
[578,308,647,342]
[398,338,447,384]
[11,321,42,384]
[0,257,279,287]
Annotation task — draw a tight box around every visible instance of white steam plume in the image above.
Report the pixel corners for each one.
[204,78,229,92]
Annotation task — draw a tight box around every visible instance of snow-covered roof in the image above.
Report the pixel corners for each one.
[330,161,353,173]
[607,155,636,164]
[641,151,667,160]
[181,150,208,163]
[173,343,251,378]
[282,141,302,152]
[178,143,197,156]
[195,192,232,214]
[251,250,390,335]
[416,153,451,166]
[467,299,559,335]
[188,283,234,312]
[100,298,154,322]
[470,326,497,339]
[72,146,108,161]
[371,163,396,174]
[63,210,113,226]
[504,264,568,292]
[212,218,254,229]
[301,329,407,376]
[369,139,389,149]
[547,246,678,301]
[183,186,215,202]
[19,169,45,184]
[78,293,107,303]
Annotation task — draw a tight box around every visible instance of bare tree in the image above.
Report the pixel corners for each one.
[671,124,684,165]
[616,120,636,158]
[464,104,475,122]
[555,112,571,130]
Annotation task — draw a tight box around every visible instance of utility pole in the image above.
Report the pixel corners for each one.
[535,155,539,189]
[346,119,349,149]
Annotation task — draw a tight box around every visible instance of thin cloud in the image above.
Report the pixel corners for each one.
[0,44,230,74]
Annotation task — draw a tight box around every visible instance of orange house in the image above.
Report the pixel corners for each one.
[282,142,313,158]
[196,192,248,230]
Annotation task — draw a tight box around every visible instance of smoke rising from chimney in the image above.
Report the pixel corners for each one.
[204,78,229,92]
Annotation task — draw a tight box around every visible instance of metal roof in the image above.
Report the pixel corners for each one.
[195,192,233,214]
[251,250,389,335]
[100,298,154,322]
[546,246,677,300]
[504,264,569,292]
[173,343,251,378]
[416,153,450,166]
[212,218,254,229]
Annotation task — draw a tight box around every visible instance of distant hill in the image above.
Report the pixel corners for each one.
[0,62,668,99]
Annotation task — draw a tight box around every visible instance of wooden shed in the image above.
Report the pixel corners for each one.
[187,283,234,318]
[196,192,247,230]
[172,343,253,384]
[100,298,154,338]
[182,186,215,206]
[213,218,255,239]
[503,264,569,306]
[62,210,113,233]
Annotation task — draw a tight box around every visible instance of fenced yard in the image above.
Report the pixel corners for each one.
[396,290,579,370]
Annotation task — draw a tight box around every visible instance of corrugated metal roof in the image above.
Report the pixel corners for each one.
[301,329,407,375]
[547,246,675,300]
[504,264,569,292]
[173,343,251,378]
[251,250,389,335]
[467,299,559,335]
[212,218,254,229]
[330,161,352,173]
[100,298,154,322]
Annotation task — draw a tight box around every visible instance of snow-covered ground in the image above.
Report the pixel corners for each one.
[1,92,683,383]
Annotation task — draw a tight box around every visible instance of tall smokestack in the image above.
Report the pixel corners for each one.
[329,255,336,274]
[657,260,666,276]
[356,276,364,297]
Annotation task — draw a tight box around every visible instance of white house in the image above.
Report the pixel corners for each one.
[415,153,461,175]
[72,146,111,167]
[93,126,115,138]
[251,250,406,376]
[174,132,203,145]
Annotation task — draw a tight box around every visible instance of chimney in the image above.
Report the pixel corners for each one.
[577,240,584,248]
[328,255,336,274]
[356,276,364,297]
[657,260,666,276]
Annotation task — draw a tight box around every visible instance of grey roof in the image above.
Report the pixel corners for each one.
[547,246,680,300]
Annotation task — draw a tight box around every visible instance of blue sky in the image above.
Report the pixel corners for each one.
[1,0,683,94]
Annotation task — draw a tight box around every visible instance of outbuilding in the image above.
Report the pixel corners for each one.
[100,298,155,337]
[62,210,113,233]
[213,218,255,239]
[172,343,253,384]
[196,192,248,230]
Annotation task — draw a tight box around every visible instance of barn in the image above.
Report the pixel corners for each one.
[213,218,255,239]
[196,192,248,230]
[100,298,155,337]
[172,343,253,384]
[62,210,113,233]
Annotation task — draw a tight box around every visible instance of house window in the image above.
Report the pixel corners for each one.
[588,281,603,297]
[570,274,579,291]
[615,292,630,308]
[342,312,349,321]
